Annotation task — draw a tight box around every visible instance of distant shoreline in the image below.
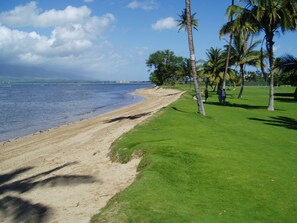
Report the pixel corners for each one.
[0,80,152,84]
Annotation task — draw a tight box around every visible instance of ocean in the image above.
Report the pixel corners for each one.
[0,83,152,142]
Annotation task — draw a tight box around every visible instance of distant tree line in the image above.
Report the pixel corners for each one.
[146,49,296,95]
[146,50,192,86]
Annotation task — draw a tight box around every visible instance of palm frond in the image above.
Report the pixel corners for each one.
[177,8,199,32]
[275,54,297,73]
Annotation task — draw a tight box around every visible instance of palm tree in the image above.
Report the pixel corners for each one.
[228,0,297,111]
[275,54,297,100]
[179,57,193,86]
[202,47,226,92]
[182,0,205,115]
[229,32,261,98]
[222,0,235,90]
[177,8,199,32]
[275,55,297,74]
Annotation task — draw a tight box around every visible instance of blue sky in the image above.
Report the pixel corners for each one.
[0,0,296,81]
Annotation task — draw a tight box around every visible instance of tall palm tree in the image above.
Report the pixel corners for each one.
[229,32,261,98]
[221,0,259,89]
[177,8,199,89]
[182,0,205,115]
[222,0,235,90]
[228,0,297,111]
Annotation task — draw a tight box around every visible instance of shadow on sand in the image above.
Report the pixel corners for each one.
[105,112,152,123]
[165,92,181,97]
[0,196,49,223]
[0,162,97,223]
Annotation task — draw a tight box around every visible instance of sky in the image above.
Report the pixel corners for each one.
[0,0,296,81]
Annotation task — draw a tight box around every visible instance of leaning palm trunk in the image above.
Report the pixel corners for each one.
[185,0,205,115]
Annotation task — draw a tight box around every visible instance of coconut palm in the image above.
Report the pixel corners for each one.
[202,47,226,91]
[275,55,297,74]
[229,32,261,98]
[228,0,297,110]
[177,8,199,32]
[275,54,297,100]
[222,0,235,90]
[220,0,259,93]
[202,47,238,92]
[181,0,205,115]
[179,57,193,85]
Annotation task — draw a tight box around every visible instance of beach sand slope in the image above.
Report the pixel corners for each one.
[0,87,182,223]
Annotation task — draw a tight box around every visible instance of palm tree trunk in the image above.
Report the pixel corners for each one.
[260,37,268,86]
[205,78,209,89]
[238,64,244,98]
[223,0,234,90]
[185,0,205,116]
[267,34,274,111]
[189,77,192,89]
[223,34,233,90]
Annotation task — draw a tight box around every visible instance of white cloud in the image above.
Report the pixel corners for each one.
[127,0,158,10]
[0,23,126,79]
[0,2,92,27]
[152,17,177,30]
[0,25,92,63]
[0,3,122,80]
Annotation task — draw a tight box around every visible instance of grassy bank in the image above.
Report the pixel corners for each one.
[92,86,297,223]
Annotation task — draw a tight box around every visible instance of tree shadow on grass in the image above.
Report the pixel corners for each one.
[171,106,188,113]
[0,162,97,223]
[274,93,296,103]
[207,101,267,110]
[275,97,297,103]
[274,93,294,97]
[105,112,152,123]
[248,116,297,130]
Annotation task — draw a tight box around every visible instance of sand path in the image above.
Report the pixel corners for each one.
[0,87,182,223]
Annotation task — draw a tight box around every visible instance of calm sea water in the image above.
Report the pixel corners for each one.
[0,83,152,142]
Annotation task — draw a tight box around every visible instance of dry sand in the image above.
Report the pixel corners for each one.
[0,87,183,223]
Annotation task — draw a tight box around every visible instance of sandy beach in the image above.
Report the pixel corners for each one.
[0,87,183,223]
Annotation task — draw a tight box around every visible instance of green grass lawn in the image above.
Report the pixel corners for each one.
[91,86,297,223]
